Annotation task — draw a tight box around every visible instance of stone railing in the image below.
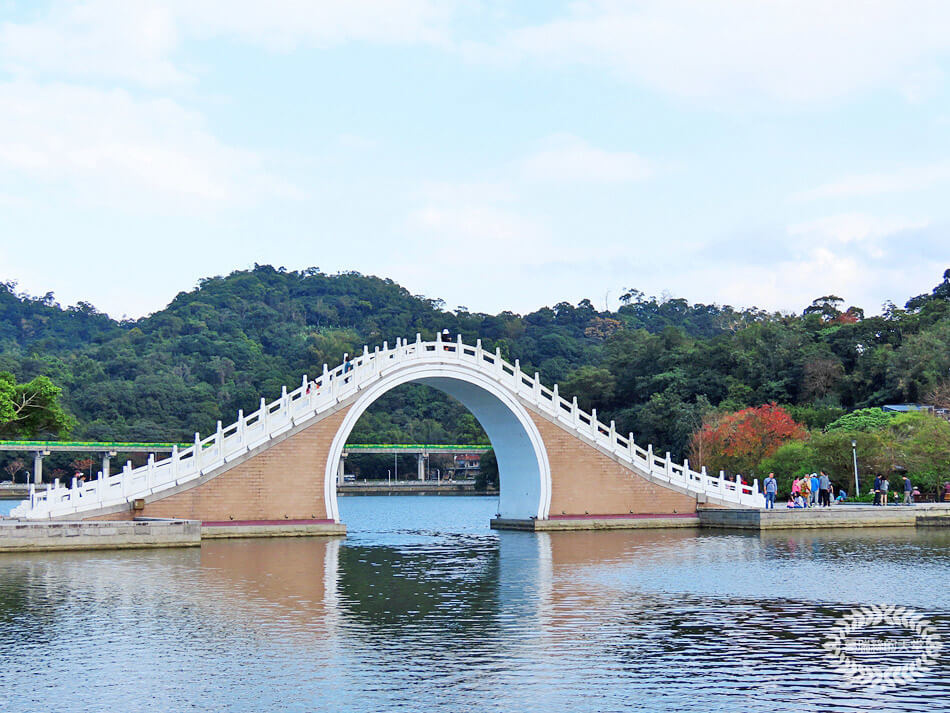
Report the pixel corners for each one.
[11,335,763,519]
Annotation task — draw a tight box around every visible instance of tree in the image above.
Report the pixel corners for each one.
[825,408,895,432]
[801,358,844,401]
[757,441,819,495]
[474,449,498,491]
[886,412,950,497]
[560,366,616,412]
[688,403,807,475]
[803,295,845,322]
[0,373,73,439]
[3,458,24,482]
[70,458,96,478]
[926,380,950,409]
[808,430,889,495]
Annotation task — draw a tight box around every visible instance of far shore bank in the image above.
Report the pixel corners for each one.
[338,480,497,496]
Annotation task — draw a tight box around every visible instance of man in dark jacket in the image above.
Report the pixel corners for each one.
[818,471,832,507]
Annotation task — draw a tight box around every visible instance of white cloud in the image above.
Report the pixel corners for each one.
[0,1,185,86]
[515,134,652,183]
[175,0,454,51]
[0,0,454,86]
[403,135,654,268]
[688,214,940,312]
[0,81,297,208]
[794,162,950,201]
[409,202,550,265]
[493,0,950,105]
[6,0,950,108]
[788,213,929,245]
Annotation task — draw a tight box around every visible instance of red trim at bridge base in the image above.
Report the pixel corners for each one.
[201,518,336,527]
[548,513,696,520]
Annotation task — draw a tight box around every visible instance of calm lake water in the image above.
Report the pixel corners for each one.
[0,495,947,713]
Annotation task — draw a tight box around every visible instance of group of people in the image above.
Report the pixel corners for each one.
[762,471,841,509]
[872,474,917,506]
[762,471,921,509]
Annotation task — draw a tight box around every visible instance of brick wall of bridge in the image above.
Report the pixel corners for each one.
[92,410,345,523]
[528,410,697,517]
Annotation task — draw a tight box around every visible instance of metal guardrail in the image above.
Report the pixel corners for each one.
[0,441,187,452]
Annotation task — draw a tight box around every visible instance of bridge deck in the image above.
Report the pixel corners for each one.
[343,444,491,454]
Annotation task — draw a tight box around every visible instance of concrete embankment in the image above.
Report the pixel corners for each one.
[0,486,31,500]
[698,503,950,530]
[201,520,346,538]
[491,513,700,531]
[338,482,496,496]
[0,518,201,552]
[0,518,345,551]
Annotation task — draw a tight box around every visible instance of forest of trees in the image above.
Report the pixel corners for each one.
[1,265,949,493]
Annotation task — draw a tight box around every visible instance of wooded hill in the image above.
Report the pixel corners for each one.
[2,266,949,468]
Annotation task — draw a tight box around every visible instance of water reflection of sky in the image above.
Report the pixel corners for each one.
[0,496,946,713]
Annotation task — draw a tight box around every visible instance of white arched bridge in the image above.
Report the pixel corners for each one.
[11,335,764,531]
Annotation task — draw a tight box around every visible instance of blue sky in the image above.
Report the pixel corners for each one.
[1,0,948,318]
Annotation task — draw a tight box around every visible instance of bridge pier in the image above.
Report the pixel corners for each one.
[337,453,346,486]
[417,454,425,481]
[100,451,116,479]
[32,451,46,484]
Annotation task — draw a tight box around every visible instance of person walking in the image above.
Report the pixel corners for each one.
[873,475,882,505]
[880,476,890,506]
[902,475,913,505]
[764,472,778,509]
[791,477,801,498]
[809,472,820,507]
[818,471,832,507]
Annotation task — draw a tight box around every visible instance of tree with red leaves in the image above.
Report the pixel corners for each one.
[688,403,807,476]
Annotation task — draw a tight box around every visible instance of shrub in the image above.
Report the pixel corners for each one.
[757,440,819,496]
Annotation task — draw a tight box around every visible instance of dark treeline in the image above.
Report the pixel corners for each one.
[1,265,949,461]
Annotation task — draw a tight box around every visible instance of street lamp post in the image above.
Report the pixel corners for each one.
[851,439,860,501]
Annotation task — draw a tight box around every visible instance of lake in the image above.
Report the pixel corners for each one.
[0,495,947,712]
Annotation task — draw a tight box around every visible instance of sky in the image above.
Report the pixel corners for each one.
[0,0,948,320]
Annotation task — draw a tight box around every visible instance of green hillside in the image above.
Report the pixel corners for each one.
[2,265,949,465]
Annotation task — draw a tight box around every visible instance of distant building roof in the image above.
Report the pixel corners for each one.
[882,404,932,413]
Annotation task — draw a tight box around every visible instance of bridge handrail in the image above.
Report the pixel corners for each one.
[12,334,762,518]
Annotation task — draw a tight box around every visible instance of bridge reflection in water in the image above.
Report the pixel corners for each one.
[0,500,947,713]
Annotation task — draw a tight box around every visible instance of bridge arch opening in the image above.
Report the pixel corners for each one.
[324,363,552,524]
